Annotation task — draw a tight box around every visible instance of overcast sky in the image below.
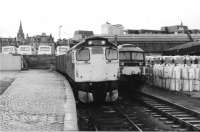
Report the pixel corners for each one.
[0,0,200,40]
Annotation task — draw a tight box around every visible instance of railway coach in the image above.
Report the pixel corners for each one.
[56,37,119,103]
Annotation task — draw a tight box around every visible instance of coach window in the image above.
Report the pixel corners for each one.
[106,48,118,60]
[76,48,90,61]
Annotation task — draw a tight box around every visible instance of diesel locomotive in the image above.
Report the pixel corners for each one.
[118,44,146,89]
[56,37,119,103]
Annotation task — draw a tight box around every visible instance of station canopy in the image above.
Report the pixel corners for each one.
[164,41,200,55]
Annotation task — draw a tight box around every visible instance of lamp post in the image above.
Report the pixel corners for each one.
[58,25,63,39]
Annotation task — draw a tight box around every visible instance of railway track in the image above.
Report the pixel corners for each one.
[77,98,172,131]
[138,92,200,131]
[78,103,142,131]
[77,88,200,131]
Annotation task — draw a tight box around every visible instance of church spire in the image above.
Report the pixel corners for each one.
[180,21,183,26]
[17,20,25,42]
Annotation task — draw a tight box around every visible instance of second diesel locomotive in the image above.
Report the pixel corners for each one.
[56,37,119,103]
[118,44,146,90]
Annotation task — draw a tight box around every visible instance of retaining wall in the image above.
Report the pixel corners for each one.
[0,54,22,71]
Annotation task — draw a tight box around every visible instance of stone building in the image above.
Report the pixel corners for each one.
[0,38,17,52]
[56,38,70,46]
[27,33,55,54]
[73,30,94,41]
[161,22,189,34]
[101,22,124,35]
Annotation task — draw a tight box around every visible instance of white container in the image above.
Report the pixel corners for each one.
[193,67,200,91]
[159,64,164,88]
[188,67,195,92]
[163,65,168,89]
[182,65,190,91]
[164,64,171,90]
[170,65,181,91]
[153,64,159,86]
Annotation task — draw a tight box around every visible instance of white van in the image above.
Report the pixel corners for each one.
[38,45,52,55]
[18,45,33,55]
[2,46,17,54]
[56,45,69,56]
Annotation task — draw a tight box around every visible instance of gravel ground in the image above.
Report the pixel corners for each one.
[0,70,67,131]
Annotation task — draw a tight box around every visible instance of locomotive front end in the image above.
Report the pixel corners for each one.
[118,44,146,90]
[74,37,119,103]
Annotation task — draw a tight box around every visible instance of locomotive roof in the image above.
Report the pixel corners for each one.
[69,37,117,50]
[118,44,144,52]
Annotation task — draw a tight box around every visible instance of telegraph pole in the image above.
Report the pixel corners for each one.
[114,35,118,46]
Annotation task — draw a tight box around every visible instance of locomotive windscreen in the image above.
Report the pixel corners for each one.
[119,52,131,60]
[120,52,144,61]
[132,52,143,60]
[76,48,90,61]
[92,47,103,54]
[106,48,118,60]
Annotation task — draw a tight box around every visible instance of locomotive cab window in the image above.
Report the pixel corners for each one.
[132,52,144,61]
[76,48,90,61]
[119,52,131,60]
[105,48,118,60]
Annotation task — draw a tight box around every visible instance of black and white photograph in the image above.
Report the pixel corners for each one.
[0,0,200,131]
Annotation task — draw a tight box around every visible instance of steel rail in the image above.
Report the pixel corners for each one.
[114,105,143,132]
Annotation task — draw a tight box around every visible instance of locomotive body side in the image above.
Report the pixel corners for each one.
[65,50,75,80]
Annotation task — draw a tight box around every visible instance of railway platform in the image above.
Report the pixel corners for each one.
[142,84,200,113]
[0,69,77,131]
